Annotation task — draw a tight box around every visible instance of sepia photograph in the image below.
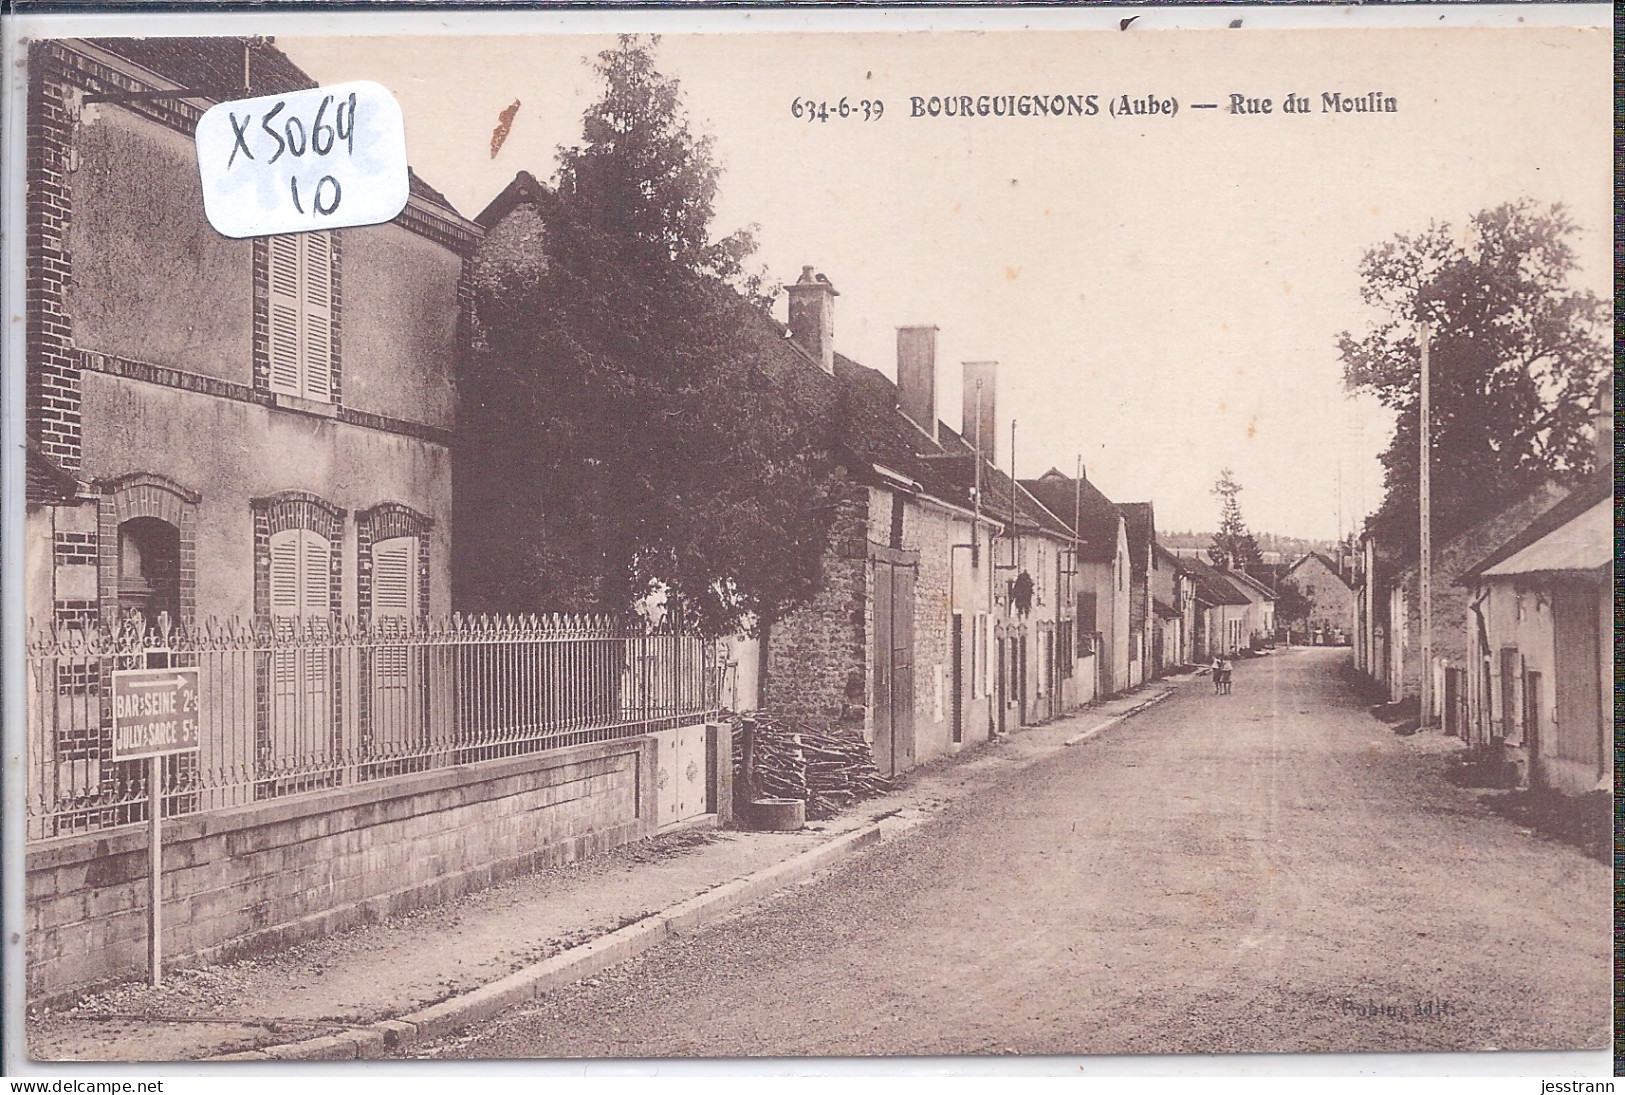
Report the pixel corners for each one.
[4,6,1612,1070]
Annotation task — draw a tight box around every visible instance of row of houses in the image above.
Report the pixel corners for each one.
[1352,375,1612,797]
[19,37,1282,998]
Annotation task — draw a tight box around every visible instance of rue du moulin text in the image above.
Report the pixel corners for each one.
[906,90,1396,118]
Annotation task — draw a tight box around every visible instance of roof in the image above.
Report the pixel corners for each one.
[1480,499,1610,580]
[1457,464,1614,585]
[1227,568,1278,600]
[476,171,552,229]
[1152,596,1181,619]
[1285,552,1354,590]
[1021,470,1125,563]
[1178,555,1252,607]
[26,440,84,505]
[472,186,1081,549]
[88,36,316,98]
[832,356,1073,541]
[1117,502,1155,575]
[87,37,464,219]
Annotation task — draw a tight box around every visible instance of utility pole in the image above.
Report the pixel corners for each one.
[1418,321,1433,729]
[973,380,983,566]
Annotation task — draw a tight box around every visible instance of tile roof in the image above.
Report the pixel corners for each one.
[1022,471,1124,563]
[1455,463,1614,585]
[1284,552,1354,591]
[88,36,315,97]
[87,37,462,216]
[473,183,1081,548]
[26,440,82,505]
[1117,501,1155,575]
[1178,555,1253,607]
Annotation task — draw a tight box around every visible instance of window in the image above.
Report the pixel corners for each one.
[116,518,180,627]
[369,536,421,756]
[268,527,333,762]
[371,536,419,625]
[268,231,334,402]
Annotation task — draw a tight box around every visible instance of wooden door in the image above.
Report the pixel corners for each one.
[889,559,916,772]
[1017,634,1028,726]
[1551,585,1602,774]
[871,549,918,777]
[1523,669,1543,782]
[872,560,893,775]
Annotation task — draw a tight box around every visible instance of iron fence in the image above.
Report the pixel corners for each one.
[26,612,722,841]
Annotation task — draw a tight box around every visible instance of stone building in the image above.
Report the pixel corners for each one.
[766,272,1086,776]
[1279,551,1357,644]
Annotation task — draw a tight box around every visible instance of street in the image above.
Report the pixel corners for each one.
[408,648,1610,1058]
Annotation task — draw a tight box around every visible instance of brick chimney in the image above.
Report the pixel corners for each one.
[962,361,997,463]
[896,326,939,443]
[786,266,837,375]
[1596,371,1613,467]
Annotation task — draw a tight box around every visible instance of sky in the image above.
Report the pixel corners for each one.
[283,24,1612,541]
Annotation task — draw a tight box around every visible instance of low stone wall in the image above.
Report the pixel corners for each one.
[27,735,668,1003]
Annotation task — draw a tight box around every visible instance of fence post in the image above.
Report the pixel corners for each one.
[706,720,733,827]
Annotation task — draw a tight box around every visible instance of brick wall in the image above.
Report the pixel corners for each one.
[764,481,870,733]
[27,48,81,471]
[26,735,662,1003]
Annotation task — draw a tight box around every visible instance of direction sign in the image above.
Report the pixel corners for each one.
[111,668,201,760]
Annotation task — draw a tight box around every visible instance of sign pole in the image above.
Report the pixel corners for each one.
[148,753,163,987]
[110,664,197,988]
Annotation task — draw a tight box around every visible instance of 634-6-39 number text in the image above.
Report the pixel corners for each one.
[792,98,885,122]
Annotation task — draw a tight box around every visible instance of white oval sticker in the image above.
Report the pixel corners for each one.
[195,80,409,238]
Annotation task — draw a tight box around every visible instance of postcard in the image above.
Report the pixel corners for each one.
[3,6,1612,1072]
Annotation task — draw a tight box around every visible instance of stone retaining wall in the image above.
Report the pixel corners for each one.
[27,734,667,1003]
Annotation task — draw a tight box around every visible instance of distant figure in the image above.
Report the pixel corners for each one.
[1211,655,1225,694]
[1217,655,1234,695]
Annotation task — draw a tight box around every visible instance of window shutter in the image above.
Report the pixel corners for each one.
[302,232,333,399]
[372,537,416,621]
[268,236,303,396]
[302,531,330,621]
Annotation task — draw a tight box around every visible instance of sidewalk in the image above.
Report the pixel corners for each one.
[27,676,1191,1063]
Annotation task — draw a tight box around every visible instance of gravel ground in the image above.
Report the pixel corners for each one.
[407,649,1612,1059]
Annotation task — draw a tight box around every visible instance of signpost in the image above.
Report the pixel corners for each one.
[111,667,200,987]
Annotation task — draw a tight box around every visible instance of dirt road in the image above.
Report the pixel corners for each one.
[412,648,1611,1058]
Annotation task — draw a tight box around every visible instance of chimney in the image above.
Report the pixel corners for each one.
[962,361,997,463]
[1595,372,1613,467]
[896,325,939,443]
[786,266,837,375]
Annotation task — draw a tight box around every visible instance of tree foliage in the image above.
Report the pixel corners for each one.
[556,35,762,294]
[1272,577,1314,632]
[1338,200,1609,559]
[462,36,839,636]
[1208,468,1263,570]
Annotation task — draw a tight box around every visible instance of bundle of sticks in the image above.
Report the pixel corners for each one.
[730,711,892,820]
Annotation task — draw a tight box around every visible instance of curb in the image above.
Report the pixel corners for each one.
[1062,687,1175,747]
[206,822,884,1061]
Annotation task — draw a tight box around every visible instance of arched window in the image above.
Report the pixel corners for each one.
[116,517,180,626]
[251,492,344,794]
[96,473,199,631]
[355,504,432,772]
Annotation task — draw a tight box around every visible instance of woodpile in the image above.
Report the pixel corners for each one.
[730,712,892,820]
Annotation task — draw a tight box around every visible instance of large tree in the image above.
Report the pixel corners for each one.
[1208,467,1263,570]
[1338,200,1609,559]
[464,36,839,636]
